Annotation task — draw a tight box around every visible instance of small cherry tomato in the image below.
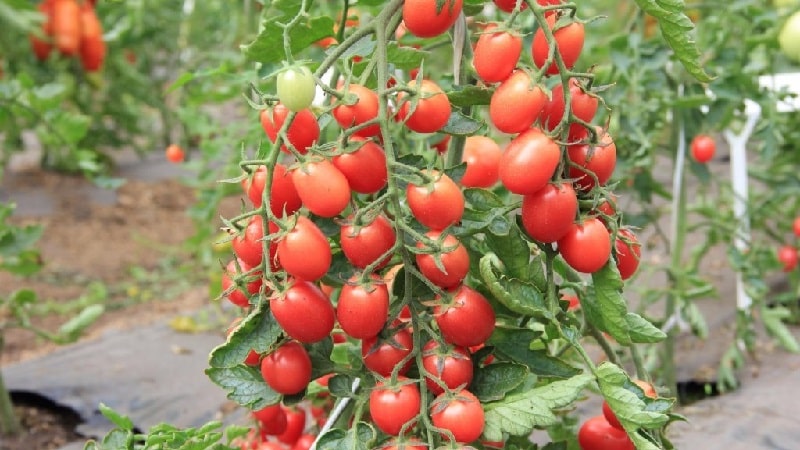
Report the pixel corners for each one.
[499,129,560,195]
[690,134,716,163]
[521,182,578,243]
[277,216,332,282]
[402,0,463,38]
[430,390,485,444]
[291,159,351,218]
[337,275,390,339]
[340,214,396,270]
[397,79,452,134]
[778,244,798,272]
[461,136,502,188]
[362,328,414,377]
[407,170,464,230]
[416,232,470,289]
[615,229,641,280]
[435,285,496,347]
[421,340,473,395]
[271,280,335,343]
[165,144,185,163]
[578,415,635,450]
[369,378,421,436]
[261,341,312,395]
[532,15,585,76]
[473,24,522,83]
[558,218,612,274]
[260,105,320,154]
[489,70,547,134]
[277,66,316,112]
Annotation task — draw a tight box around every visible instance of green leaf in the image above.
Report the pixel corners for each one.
[446,85,494,107]
[625,313,666,343]
[480,254,548,318]
[101,429,133,448]
[335,36,377,60]
[316,422,377,450]
[58,304,104,341]
[392,266,435,303]
[99,403,134,430]
[328,374,359,398]
[206,365,281,409]
[471,362,529,402]
[483,374,593,441]
[51,113,91,144]
[243,17,336,64]
[387,42,426,69]
[485,226,539,282]
[442,110,483,135]
[596,362,672,431]
[489,327,580,378]
[444,162,468,184]
[587,262,631,345]
[6,289,37,307]
[307,337,336,379]
[762,307,800,353]
[209,304,282,368]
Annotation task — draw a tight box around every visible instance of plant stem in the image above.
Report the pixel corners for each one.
[0,336,20,435]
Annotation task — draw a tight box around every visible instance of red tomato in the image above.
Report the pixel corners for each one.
[794,217,800,237]
[227,318,261,366]
[245,164,302,218]
[397,79,452,134]
[79,3,105,72]
[690,134,716,163]
[542,78,599,142]
[332,137,388,194]
[435,286,496,347]
[382,438,427,450]
[489,70,547,134]
[232,216,279,269]
[340,215,396,270]
[333,84,381,137]
[578,416,634,450]
[336,275,390,339]
[52,0,81,56]
[30,2,53,61]
[498,129,560,195]
[277,216,332,282]
[615,229,641,280]
[291,159,351,218]
[369,378,421,435]
[291,435,315,450]
[259,407,287,435]
[562,293,580,311]
[421,340,473,395]
[261,341,312,395]
[778,245,798,272]
[430,390,484,444]
[602,380,656,430]
[221,258,262,308]
[473,24,522,83]
[567,131,617,191]
[494,0,561,12]
[433,135,451,154]
[402,0,463,38]
[521,182,578,243]
[165,144,184,163]
[532,15,585,76]
[271,280,335,343]
[596,195,617,218]
[260,105,320,154]
[558,218,612,274]
[277,406,306,444]
[416,232,470,289]
[252,404,282,425]
[256,442,284,450]
[407,170,464,230]
[461,136,502,188]
[362,328,414,377]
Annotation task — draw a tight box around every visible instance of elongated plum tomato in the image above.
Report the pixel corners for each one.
[532,15,585,76]
[52,0,81,56]
[521,182,578,243]
[221,258,262,308]
[473,24,522,83]
[567,131,617,191]
[291,435,315,450]
[332,137,388,194]
[407,170,464,230]
[402,0,463,38]
[422,340,473,395]
[461,136,502,188]
[369,378,421,436]
[232,215,280,270]
[260,104,320,154]
[260,406,287,435]
[499,129,560,195]
[542,78,599,142]
[337,275,389,339]
[362,328,413,376]
[614,229,641,280]
[291,159,351,218]
[430,390,485,444]
[277,216,332,281]
[277,66,316,112]
[332,84,380,137]
[277,406,307,445]
[271,280,334,343]
[397,79,452,133]
[778,244,798,272]
[252,404,282,425]
[245,164,302,217]
[340,215,396,270]
[30,2,53,61]
[602,380,656,430]
[690,134,716,163]
[260,341,312,395]
[416,232,470,289]
[489,70,547,134]
[558,218,612,274]
[578,416,634,450]
[435,285,496,347]
[79,4,105,72]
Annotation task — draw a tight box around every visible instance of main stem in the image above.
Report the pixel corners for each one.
[0,336,20,435]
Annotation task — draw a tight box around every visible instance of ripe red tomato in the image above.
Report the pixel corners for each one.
[615,229,641,280]
[277,406,307,444]
[407,170,464,230]
[498,129,560,195]
[430,390,485,444]
[252,404,282,425]
[562,293,580,311]
[416,232,470,289]
[397,79,452,134]
[260,104,320,154]
[382,439,427,450]
[277,216,332,282]
[602,380,656,430]
[52,0,81,56]
[332,137,388,194]
[402,0,463,38]
[221,258,262,308]
[30,2,53,61]
[433,135,451,154]
[271,280,335,343]
[369,378,421,435]
[596,194,617,218]
[778,244,798,272]
[421,340,473,395]
[259,407,288,435]
[362,328,414,377]
[532,15,585,76]
[340,215,396,270]
[261,341,312,395]
[232,216,278,269]
[245,164,302,217]
[79,4,105,72]
[690,134,716,163]
[521,182,578,243]
[333,84,381,137]
[256,441,285,450]
[291,159,351,218]
[165,144,184,163]
[567,131,617,191]
[473,25,522,83]
[558,218,612,274]
[337,275,390,339]
[794,217,800,237]
[461,136,502,188]
[542,78,599,142]
[578,415,634,450]
[435,285,496,347]
[489,70,547,134]
[291,434,315,450]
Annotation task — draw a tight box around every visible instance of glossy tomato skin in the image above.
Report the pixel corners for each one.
[340,215,396,270]
[369,378,421,435]
[52,0,81,56]
[261,341,312,395]
[422,340,473,395]
[332,137,388,194]
[402,0,463,38]
[602,380,656,429]
[291,160,351,218]
[232,216,276,268]
[434,286,496,347]
[614,229,641,280]
[362,328,414,377]
[79,4,105,72]
[461,136,502,188]
[430,390,485,444]
[221,258,262,308]
[333,84,381,137]
[407,171,464,231]
[794,217,800,237]
[271,280,335,343]
[252,404,282,425]
[277,406,307,444]
[490,70,547,134]
[416,232,470,289]
[690,134,716,163]
[165,144,184,163]
[473,25,522,83]
[567,131,617,191]
[521,182,578,243]
[499,129,560,195]
[277,66,316,112]
[259,407,288,435]
[558,218,612,274]
[398,79,452,134]
[532,15,585,76]
[291,434,316,450]
[260,104,320,154]
[277,216,332,282]
[542,78,598,142]
[778,244,798,272]
[337,275,390,339]
[577,415,635,450]
[246,164,303,217]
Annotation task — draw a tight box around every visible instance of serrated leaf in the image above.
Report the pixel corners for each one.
[308,337,335,379]
[316,422,377,450]
[444,162,467,184]
[625,313,666,343]
[480,254,548,318]
[489,328,580,378]
[328,374,359,398]
[387,42,426,69]
[471,362,529,402]
[99,403,134,430]
[463,188,504,211]
[446,85,494,107]
[442,110,482,135]
[209,304,282,368]
[206,366,281,409]
[588,262,631,345]
[243,17,335,64]
[596,362,672,431]
[485,226,537,281]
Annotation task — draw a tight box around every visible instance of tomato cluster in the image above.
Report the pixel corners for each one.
[578,380,657,450]
[29,0,105,72]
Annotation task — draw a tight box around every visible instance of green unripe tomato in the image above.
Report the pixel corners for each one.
[277,66,316,112]
[779,11,800,63]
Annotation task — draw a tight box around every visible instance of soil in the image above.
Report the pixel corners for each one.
[0,403,81,450]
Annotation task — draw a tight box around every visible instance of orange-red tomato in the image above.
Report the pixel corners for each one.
[614,229,641,280]
[402,0,463,38]
[490,70,547,134]
[291,159,351,218]
[473,24,522,83]
[51,0,81,56]
[558,218,612,274]
[165,144,185,163]
[498,129,560,195]
[30,2,54,61]
[521,182,578,243]
[532,15,585,76]
[567,131,617,191]
[333,84,381,137]
[461,136,502,188]
[397,79,452,134]
[79,3,105,71]
[542,78,599,142]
